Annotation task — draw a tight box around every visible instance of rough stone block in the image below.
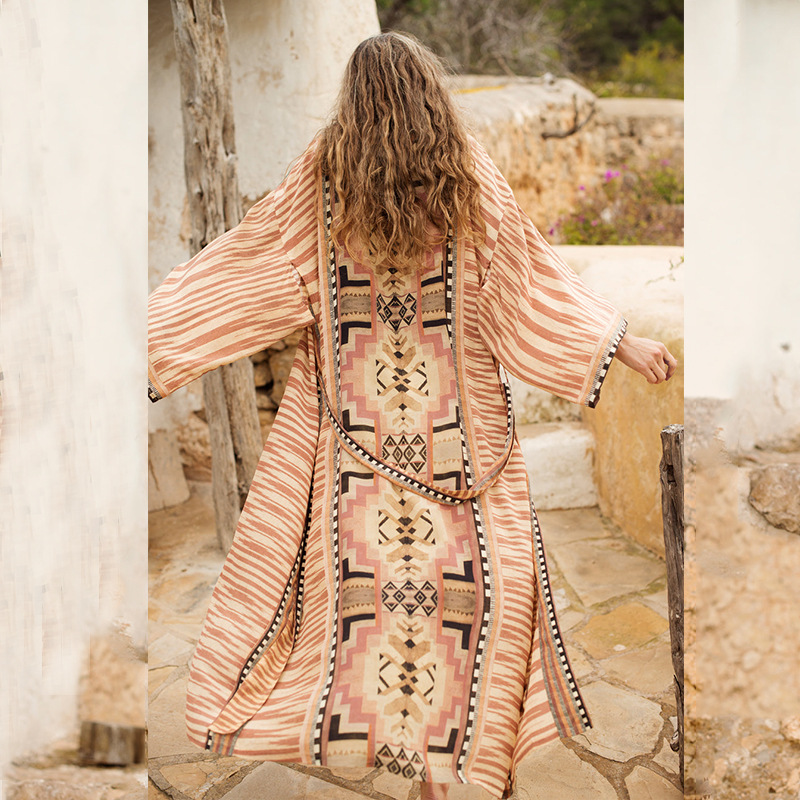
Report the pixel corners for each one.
[149,429,190,511]
[517,422,596,510]
[509,375,580,424]
[79,632,146,729]
[749,464,800,533]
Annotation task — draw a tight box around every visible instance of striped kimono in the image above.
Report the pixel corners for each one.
[147,135,626,799]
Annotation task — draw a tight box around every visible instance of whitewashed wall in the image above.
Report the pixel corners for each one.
[148,0,380,433]
[0,0,148,771]
[685,0,800,424]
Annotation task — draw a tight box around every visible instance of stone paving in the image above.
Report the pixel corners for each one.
[3,741,146,800]
[148,484,681,800]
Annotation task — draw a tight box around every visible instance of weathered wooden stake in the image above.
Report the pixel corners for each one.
[170,0,262,551]
[660,423,684,785]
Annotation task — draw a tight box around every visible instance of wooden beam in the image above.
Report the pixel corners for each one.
[660,423,684,786]
[170,0,262,550]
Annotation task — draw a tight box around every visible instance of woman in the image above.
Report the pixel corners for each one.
[148,32,676,800]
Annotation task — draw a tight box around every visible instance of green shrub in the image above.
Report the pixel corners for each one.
[546,159,684,245]
[588,41,684,99]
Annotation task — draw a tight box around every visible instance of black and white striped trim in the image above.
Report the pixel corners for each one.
[530,505,591,731]
[312,441,341,763]
[317,377,514,506]
[148,378,162,403]
[585,317,627,409]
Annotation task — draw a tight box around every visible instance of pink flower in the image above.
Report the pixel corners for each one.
[579,185,585,191]
[591,219,599,227]
[661,159,670,166]
[604,170,613,181]
[548,227,555,235]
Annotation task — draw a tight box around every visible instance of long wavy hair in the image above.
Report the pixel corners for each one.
[314,32,486,274]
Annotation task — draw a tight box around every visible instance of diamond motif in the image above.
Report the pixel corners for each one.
[381,579,438,616]
[377,292,417,331]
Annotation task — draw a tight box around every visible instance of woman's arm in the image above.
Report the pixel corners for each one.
[615,332,678,384]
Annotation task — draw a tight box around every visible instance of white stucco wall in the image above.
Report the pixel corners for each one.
[1,0,148,771]
[685,0,800,413]
[148,0,380,432]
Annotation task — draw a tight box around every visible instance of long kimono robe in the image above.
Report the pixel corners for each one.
[147,135,627,799]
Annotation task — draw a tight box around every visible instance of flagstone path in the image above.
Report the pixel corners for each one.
[148,483,681,800]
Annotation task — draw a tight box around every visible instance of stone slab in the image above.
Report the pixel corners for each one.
[537,507,611,546]
[222,762,367,800]
[5,764,146,800]
[639,586,669,620]
[565,648,594,682]
[371,770,410,799]
[557,608,586,632]
[601,641,674,696]
[653,738,680,774]
[148,633,193,670]
[625,765,682,799]
[518,422,597,510]
[146,676,193,759]
[149,430,190,512]
[548,538,664,607]
[149,570,214,616]
[325,766,375,781]
[575,681,664,761]
[514,737,617,800]
[158,757,253,799]
[575,603,668,660]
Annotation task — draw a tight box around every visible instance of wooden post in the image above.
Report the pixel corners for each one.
[170,0,262,551]
[660,423,684,785]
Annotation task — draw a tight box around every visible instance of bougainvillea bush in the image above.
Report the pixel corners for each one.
[546,159,684,245]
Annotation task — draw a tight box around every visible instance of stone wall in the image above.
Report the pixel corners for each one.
[685,394,800,798]
[451,75,683,230]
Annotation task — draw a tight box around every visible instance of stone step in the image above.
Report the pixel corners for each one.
[517,421,596,510]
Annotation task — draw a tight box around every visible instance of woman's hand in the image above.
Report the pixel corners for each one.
[615,332,678,384]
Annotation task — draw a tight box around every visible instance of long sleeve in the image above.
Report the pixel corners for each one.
[148,190,316,402]
[476,195,627,408]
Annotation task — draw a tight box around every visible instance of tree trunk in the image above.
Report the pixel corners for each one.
[170,0,261,551]
[660,423,684,786]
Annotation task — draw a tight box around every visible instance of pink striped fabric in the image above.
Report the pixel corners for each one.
[147,135,625,799]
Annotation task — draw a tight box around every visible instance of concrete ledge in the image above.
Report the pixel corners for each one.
[518,422,597,510]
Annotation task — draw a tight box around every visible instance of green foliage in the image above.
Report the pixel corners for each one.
[376,0,683,97]
[589,41,683,99]
[546,159,684,245]
[552,0,683,70]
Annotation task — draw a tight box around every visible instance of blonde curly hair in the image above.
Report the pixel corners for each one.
[314,32,485,274]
